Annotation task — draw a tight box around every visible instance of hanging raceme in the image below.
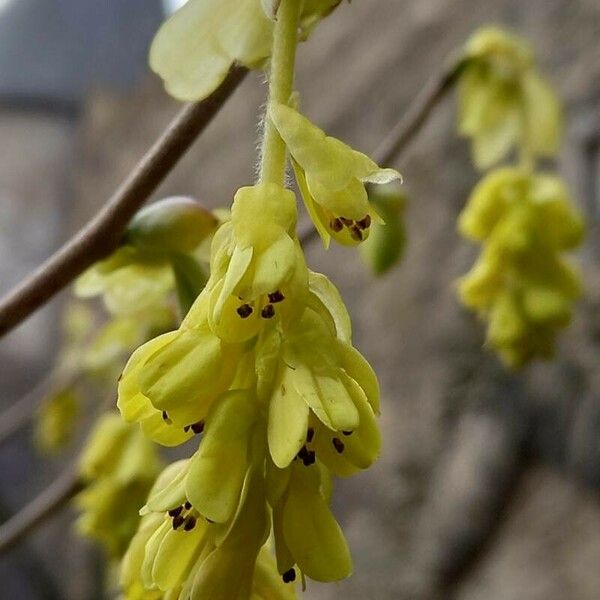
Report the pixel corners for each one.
[75,413,162,559]
[118,0,396,597]
[456,26,584,367]
[457,26,561,170]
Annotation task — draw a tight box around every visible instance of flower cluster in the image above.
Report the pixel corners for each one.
[75,414,162,558]
[458,168,584,367]
[116,0,401,596]
[456,27,583,366]
[458,27,561,169]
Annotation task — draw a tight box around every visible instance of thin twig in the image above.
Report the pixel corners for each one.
[0,465,84,554]
[374,55,466,167]
[299,56,465,245]
[0,66,248,338]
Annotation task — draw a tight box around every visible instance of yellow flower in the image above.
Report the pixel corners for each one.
[76,414,162,558]
[76,198,217,317]
[206,183,308,343]
[261,273,380,470]
[459,27,562,169]
[458,168,584,366]
[152,0,343,102]
[117,292,242,446]
[268,459,352,582]
[75,246,174,317]
[150,0,273,101]
[270,103,401,247]
[35,388,80,454]
[124,460,273,600]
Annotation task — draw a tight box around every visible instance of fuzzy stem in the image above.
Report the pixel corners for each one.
[259,0,301,185]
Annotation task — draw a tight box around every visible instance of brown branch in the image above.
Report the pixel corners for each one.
[0,66,248,338]
[0,465,84,554]
[374,55,466,167]
[299,55,465,245]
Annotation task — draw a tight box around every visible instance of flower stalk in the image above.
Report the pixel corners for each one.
[259,0,301,185]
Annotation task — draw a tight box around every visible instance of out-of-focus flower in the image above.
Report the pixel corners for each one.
[76,414,162,558]
[458,26,562,169]
[458,168,584,366]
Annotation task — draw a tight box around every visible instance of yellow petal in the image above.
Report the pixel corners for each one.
[185,391,257,523]
[268,371,310,468]
[150,0,272,101]
[282,466,352,581]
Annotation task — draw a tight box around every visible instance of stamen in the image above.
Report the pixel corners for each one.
[172,515,185,530]
[183,516,197,531]
[306,427,315,443]
[168,506,183,517]
[162,411,172,424]
[357,215,372,229]
[191,420,205,435]
[342,430,353,436]
[350,226,363,242]
[268,290,285,303]
[184,501,192,510]
[183,425,191,433]
[282,568,296,583]
[330,218,343,232]
[340,217,354,226]
[237,304,253,319]
[332,437,345,453]
[261,304,275,319]
[303,450,316,466]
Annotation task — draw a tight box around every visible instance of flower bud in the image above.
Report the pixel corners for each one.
[126,197,218,255]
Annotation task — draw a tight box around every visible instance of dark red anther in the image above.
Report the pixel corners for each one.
[183,516,197,531]
[184,501,192,510]
[342,430,353,436]
[268,290,285,303]
[237,304,253,319]
[306,427,315,443]
[339,217,354,226]
[350,226,363,241]
[162,411,172,424]
[172,515,184,530]
[282,568,296,583]
[357,214,372,229]
[191,420,205,435]
[329,218,344,232]
[261,304,275,319]
[168,506,183,518]
[332,437,345,453]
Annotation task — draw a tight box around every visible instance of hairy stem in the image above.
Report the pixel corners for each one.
[259,0,301,185]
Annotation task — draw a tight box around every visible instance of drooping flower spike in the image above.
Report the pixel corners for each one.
[270,103,401,247]
[458,168,584,366]
[75,414,162,558]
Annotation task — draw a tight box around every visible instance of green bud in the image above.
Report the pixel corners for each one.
[126,197,218,255]
[360,183,406,275]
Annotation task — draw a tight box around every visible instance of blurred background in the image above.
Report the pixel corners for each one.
[0,0,599,598]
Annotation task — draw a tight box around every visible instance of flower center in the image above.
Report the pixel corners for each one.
[235,290,286,320]
[329,214,371,241]
[168,501,200,531]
